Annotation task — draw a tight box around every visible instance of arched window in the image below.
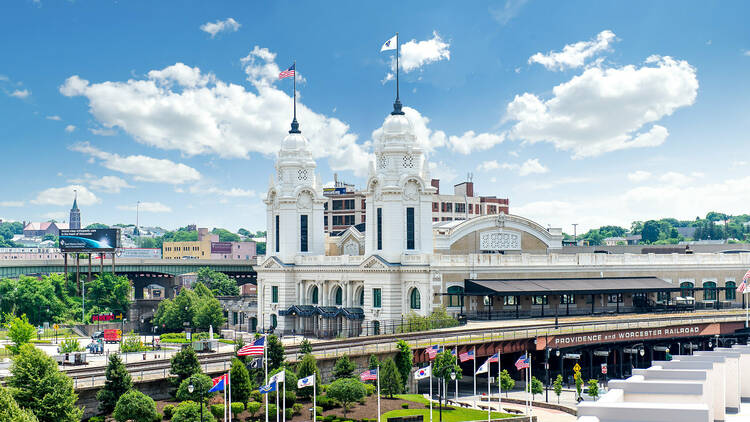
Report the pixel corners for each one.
[410,288,421,310]
[270,314,277,329]
[703,281,717,301]
[447,286,464,307]
[359,288,364,306]
[726,281,737,301]
[680,281,694,298]
[311,286,319,305]
[334,286,343,306]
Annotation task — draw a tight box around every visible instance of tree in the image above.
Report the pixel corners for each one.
[300,338,313,355]
[97,354,133,414]
[333,354,357,379]
[267,335,285,371]
[326,378,366,418]
[7,344,83,422]
[170,346,201,387]
[172,400,215,422]
[176,374,214,403]
[194,296,225,330]
[230,357,252,403]
[500,369,515,398]
[196,268,239,296]
[211,228,241,242]
[113,389,158,422]
[433,350,462,416]
[368,354,380,370]
[587,379,599,400]
[553,374,563,404]
[296,353,321,400]
[87,273,132,315]
[641,220,660,243]
[246,401,262,417]
[394,340,413,392]
[0,384,38,422]
[529,376,543,401]
[5,314,35,354]
[380,358,402,397]
[574,370,584,401]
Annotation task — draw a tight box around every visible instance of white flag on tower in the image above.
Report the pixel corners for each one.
[381,35,397,51]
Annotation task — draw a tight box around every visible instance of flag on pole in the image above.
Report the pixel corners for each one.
[515,355,530,370]
[279,64,295,79]
[380,35,397,51]
[743,269,750,280]
[208,373,228,392]
[297,375,315,388]
[738,279,747,293]
[476,353,498,374]
[259,380,277,394]
[249,357,263,369]
[270,370,285,384]
[360,369,378,381]
[237,337,265,356]
[459,349,475,362]
[426,345,441,360]
[414,366,431,380]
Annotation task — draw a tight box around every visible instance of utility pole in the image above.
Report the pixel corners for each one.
[572,224,578,245]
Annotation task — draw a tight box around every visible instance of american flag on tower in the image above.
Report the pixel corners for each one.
[279,63,295,79]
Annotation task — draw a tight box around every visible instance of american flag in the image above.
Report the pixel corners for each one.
[360,369,378,381]
[279,63,295,79]
[744,269,750,280]
[515,355,530,370]
[426,345,441,360]
[738,279,747,294]
[237,336,265,356]
[459,349,475,362]
[486,352,499,363]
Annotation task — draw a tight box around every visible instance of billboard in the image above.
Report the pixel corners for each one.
[118,248,162,259]
[59,229,120,252]
[211,242,233,254]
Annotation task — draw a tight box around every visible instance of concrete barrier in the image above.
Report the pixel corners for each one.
[652,359,724,421]
[731,344,750,400]
[695,349,741,412]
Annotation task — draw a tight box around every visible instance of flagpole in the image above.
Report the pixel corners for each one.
[223,382,227,422]
[377,365,381,422]
[429,363,433,422]
[276,377,279,422]
[473,346,476,400]
[455,346,458,400]
[283,371,286,422]
[487,359,490,422]
[293,60,296,122]
[498,353,502,415]
[396,32,399,102]
[313,380,317,422]
[265,335,269,422]
[228,371,232,422]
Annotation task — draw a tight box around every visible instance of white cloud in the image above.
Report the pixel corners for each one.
[64,124,76,133]
[658,171,691,186]
[10,89,30,99]
[529,30,616,71]
[70,173,134,193]
[506,56,698,158]
[60,49,370,176]
[188,184,256,198]
[46,115,62,121]
[392,31,450,74]
[627,170,651,182]
[69,142,201,184]
[428,161,458,183]
[31,185,99,206]
[117,202,172,213]
[0,201,24,207]
[528,177,590,190]
[744,50,750,57]
[200,18,241,38]
[489,0,528,25]
[477,160,500,171]
[518,158,549,176]
[89,127,117,136]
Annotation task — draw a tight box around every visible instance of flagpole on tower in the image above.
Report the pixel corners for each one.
[396,32,399,102]
[392,32,404,116]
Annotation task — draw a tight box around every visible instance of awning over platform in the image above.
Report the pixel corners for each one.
[279,305,365,320]
[464,276,681,296]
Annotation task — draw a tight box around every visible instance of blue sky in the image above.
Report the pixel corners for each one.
[1,0,749,233]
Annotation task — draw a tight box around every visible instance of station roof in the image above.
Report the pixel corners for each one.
[464,276,681,296]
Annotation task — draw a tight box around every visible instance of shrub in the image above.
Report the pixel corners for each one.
[172,401,215,422]
[246,401,261,417]
[59,336,83,353]
[268,403,277,415]
[364,383,375,396]
[170,346,201,387]
[314,405,323,416]
[285,407,294,419]
[97,354,133,414]
[162,404,175,419]
[401,403,409,409]
[121,331,147,353]
[333,355,356,379]
[292,402,303,415]
[176,373,214,402]
[250,390,262,403]
[89,417,105,422]
[113,390,158,422]
[316,395,337,410]
[326,378,366,419]
[210,404,224,419]
[231,401,244,417]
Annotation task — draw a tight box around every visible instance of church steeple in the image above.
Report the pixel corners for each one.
[69,190,81,229]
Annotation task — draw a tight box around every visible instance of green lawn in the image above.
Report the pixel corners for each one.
[384,394,512,421]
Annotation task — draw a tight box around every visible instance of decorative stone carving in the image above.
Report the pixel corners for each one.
[378,154,388,169]
[297,168,309,181]
[343,239,360,256]
[402,154,414,169]
[297,191,313,210]
[495,212,506,228]
[404,180,419,200]
[480,230,521,250]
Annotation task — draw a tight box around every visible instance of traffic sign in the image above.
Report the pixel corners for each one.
[53,324,59,330]
[573,363,581,372]
[601,364,608,374]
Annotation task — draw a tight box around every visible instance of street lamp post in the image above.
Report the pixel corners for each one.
[188,383,204,422]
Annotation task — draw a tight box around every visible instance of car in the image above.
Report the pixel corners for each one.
[91,331,104,340]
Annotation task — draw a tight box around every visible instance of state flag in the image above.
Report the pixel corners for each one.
[298,375,315,389]
[208,374,228,393]
[414,366,431,380]
[381,35,397,52]
[259,380,277,394]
